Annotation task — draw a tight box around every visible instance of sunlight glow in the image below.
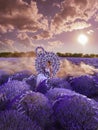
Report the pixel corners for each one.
[77,34,88,46]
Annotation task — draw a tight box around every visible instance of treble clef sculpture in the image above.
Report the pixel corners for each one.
[35,47,60,77]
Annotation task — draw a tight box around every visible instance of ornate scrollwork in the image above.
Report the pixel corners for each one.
[35,47,60,77]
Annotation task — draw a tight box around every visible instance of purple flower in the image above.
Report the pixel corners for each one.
[0,80,30,101]
[0,72,9,86]
[0,80,31,110]
[53,94,98,130]
[47,78,71,90]
[8,70,32,81]
[17,91,53,128]
[46,88,77,104]
[24,75,37,91]
[0,110,42,130]
[69,75,98,97]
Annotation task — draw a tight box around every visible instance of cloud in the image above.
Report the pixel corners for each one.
[17,32,29,40]
[94,13,98,21]
[51,20,91,34]
[0,41,8,52]
[0,39,17,52]
[17,32,35,51]
[0,57,36,74]
[66,21,91,31]
[57,59,98,77]
[16,32,46,52]
[45,40,63,52]
[0,32,35,52]
[0,0,98,44]
[27,40,63,52]
[41,0,46,2]
[4,39,14,46]
[0,32,47,52]
[51,0,98,34]
[32,31,53,40]
[87,30,94,35]
[0,57,98,77]
[0,24,14,33]
[0,0,48,33]
[48,40,63,46]
[53,3,61,8]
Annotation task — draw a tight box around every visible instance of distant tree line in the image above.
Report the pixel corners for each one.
[57,52,98,58]
[0,51,35,57]
[0,51,98,58]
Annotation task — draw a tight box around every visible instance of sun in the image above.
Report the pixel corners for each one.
[77,34,88,46]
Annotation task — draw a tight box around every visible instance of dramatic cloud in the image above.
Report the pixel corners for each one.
[87,30,94,35]
[95,13,98,21]
[0,0,48,33]
[57,59,98,77]
[0,0,97,37]
[51,0,98,34]
[0,39,16,52]
[48,40,63,46]
[41,0,46,2]
[17,32,35,51]
[0,0,98,53]
[0,25,14,33]
[53,3,61,8]
[0,57,36,74]
[46,40,63,51]
[32,31,53,40]
[0,41,9,52]
[4,39,14,45]
[17,32,29,40]
[0,57,98,77]
[66,21,91,31]
[51,21,91,34]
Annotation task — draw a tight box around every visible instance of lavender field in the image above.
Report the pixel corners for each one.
[0,57,98,130]
[0,57,98,76]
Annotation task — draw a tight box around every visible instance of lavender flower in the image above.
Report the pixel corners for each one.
[47,78,71,90]
[69,75,98,97]
[0,80,31,110]
[0,72,9,86]
[17,91,53,128]
[46,88,77,104]
[53,94,98,130]
[0,93,8,111]
[0,110,42,130]
[8,70,32,81]
[23,74,37,91]
[0,80,30,101]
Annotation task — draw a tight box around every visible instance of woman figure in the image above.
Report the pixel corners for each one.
[44,61,53,78]
[35,46,60,93]
[36,61,52,94]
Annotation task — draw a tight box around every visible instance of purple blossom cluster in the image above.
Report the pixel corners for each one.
[53,93,98,130]
[47,77,71,90]
[69,75,98,97]
[0,80,30,109]
[23,74,37,91]
[0,72,9,86]
[0,80,30,101]
[0,110,42,130]
[8,70,32,81]
[0,71,98,129]
[17,91,53,128]
[46,88,77,104]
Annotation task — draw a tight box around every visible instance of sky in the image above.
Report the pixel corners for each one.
[0,0,98,54]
